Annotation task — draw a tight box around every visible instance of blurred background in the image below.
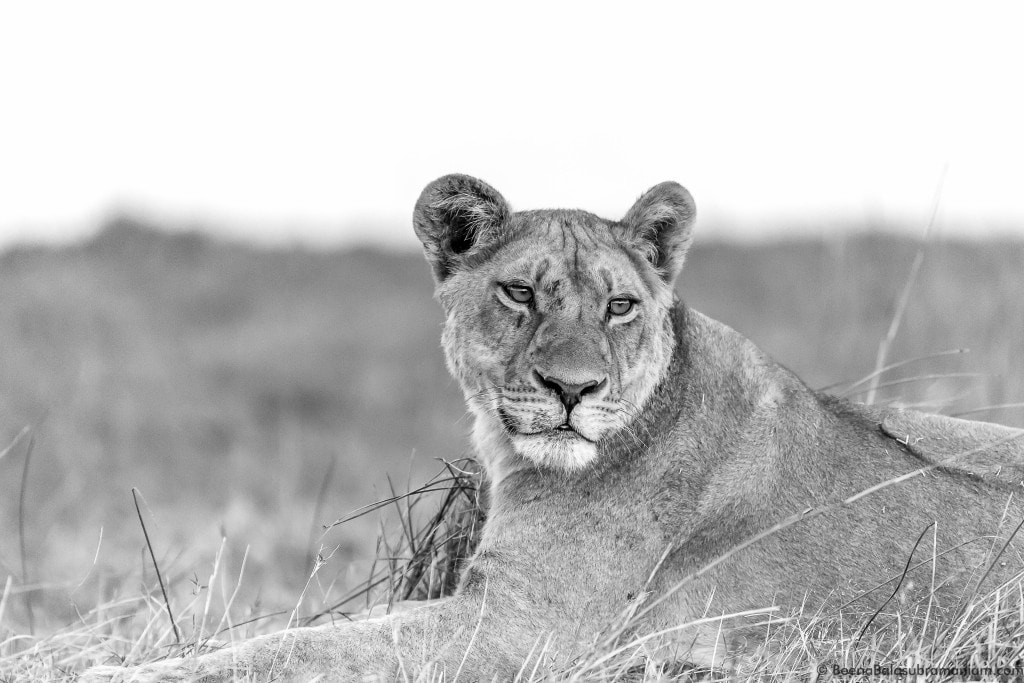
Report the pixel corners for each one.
[1,1,1022,636]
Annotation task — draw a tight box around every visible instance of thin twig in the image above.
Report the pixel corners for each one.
[18,435,35,635]
[953,403,1024,418]
[833,535,982,614]
[215,609,289,636]
[820,349,967,394]
[210,544,250,645]
[851,372,988,398]
[0,425,30,461]
[970,515,1024,605]
[307,452,337,569]
[865,167,947,405]
[853,521,935,645]
[132,487,181,644]
[323,479,467,529]
[0,575,13,630]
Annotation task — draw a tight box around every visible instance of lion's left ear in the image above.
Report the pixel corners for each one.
[619,182,696,285]
[413,174,511,283]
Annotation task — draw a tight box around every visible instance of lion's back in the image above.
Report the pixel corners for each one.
[876,406,1024,486]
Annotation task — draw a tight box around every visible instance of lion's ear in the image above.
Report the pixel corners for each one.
[619,182,696,284]
[413,174,511,282]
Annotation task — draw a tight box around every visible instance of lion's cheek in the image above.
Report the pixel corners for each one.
[613,322,673,407]
[441,323,518,393]
[443,297,533,387]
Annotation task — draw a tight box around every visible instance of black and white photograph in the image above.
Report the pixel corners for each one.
[2,2,1023,681]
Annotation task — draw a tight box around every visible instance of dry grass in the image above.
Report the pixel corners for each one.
[1,220,1023,680]
[5,457,1024,681]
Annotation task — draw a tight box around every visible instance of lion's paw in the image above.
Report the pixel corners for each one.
[79,659,220,683]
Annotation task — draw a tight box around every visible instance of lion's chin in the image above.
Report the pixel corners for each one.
[510,432,598,471]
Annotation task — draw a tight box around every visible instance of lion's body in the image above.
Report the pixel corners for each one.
[83,177,1024,682]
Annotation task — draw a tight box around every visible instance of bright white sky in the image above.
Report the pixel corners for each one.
[1,2,1023,248]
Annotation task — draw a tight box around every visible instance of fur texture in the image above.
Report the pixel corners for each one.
[82,176,1024,682]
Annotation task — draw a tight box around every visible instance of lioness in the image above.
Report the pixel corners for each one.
[84,175,1024,681]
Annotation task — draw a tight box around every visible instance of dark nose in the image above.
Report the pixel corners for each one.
[534,371,607,413]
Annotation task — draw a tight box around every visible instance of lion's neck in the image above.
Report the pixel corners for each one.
[469,405,520,496]
[593,300,812,503]
[623,300,695,445]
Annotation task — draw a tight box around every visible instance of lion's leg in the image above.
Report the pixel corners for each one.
[359,596,442,619]
[80,619,385,683]
[80,595,529,682]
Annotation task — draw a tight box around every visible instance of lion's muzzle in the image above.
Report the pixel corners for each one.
[533,369,609,418]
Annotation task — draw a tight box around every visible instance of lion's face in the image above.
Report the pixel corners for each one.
[438,213,677,469]
[414,175,695,471]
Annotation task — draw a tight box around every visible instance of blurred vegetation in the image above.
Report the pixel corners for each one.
[0,217,1022,636]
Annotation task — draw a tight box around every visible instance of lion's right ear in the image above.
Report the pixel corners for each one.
[413,174,511,283]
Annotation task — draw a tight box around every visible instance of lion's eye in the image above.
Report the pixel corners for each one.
[503,284,534,304]
[608,298,634,316]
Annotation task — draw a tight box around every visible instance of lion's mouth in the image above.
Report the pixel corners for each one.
[510,424,592,442]
[496,406,597,442]
[548,423,597,443]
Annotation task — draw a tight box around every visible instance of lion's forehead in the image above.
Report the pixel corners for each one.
[492,229,648,301]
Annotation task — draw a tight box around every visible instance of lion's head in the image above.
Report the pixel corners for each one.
[414,174,695,471]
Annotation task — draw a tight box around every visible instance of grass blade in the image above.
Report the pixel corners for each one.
[132,487,181,645]
[953,402,1024,418]
[0,425,30,462]
[865,167,946,405]
[819,348,967,394]
[18,435,35,635]
[853,521,935,645]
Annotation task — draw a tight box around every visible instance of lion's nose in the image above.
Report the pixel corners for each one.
[534,371,607,414]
